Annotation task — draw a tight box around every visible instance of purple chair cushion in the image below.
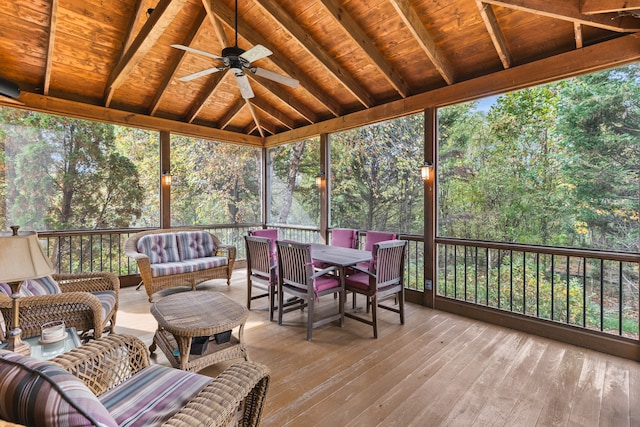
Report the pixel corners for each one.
[331,228,357,249]
[0,350,118,427]
[314,275,340,293]
[344,271,371,291]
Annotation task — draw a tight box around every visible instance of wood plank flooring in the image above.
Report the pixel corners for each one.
[115,270,640,427]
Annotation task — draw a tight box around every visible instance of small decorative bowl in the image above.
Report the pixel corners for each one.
[40,320,66,343]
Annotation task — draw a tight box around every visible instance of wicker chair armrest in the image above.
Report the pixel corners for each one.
[215,244,236,261]
[2,291,104,315]
[54,272,120,294]
[164,361,270,427]
[51,334,150,397]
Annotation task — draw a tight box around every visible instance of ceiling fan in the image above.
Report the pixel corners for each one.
[171,0,299,99]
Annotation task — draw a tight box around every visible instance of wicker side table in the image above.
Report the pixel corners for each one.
[149,291,249,372]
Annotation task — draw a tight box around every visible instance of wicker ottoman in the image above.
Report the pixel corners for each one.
[149,291,249,372]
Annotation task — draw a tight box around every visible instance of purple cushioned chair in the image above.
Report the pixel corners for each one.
[245,235,278,321]
[276,240,344,341]
[357,230,396,270]
[344,239,407,338]
[250,229,278,264]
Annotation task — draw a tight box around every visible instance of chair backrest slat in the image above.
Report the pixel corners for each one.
[277,240,313,292]
[373,240,406,287]
[245,236,274,277]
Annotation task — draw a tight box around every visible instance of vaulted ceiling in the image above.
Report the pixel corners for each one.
[1,0,639,147]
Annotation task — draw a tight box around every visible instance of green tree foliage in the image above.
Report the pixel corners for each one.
[0,108,144,230]
[330,114,424,233]
[170,135,261,225]
[557,64,640,252]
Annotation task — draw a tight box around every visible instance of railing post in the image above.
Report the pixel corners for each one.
[319,133,329,245]
[160,131,171,229]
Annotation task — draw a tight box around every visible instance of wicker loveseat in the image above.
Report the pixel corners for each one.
[0,334,270,427]
[0,272,119,341]
[125,228,236,302]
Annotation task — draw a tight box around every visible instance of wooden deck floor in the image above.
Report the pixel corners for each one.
[115,270,640,427]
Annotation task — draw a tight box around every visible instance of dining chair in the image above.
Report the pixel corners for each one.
[249,228,278,264]
[245,235,278,321]
[276,240,344,341]
[344,239,407,338]
[330,228,358,249]
[356,230,396,270]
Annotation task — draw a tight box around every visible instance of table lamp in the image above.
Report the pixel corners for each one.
[0,226,54,355]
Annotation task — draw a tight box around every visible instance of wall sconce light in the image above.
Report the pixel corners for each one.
[421,162,433,181]
[162,170,172,186]
[315,172,326,189]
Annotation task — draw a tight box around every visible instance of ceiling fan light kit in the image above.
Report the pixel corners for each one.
[171,0,298,99]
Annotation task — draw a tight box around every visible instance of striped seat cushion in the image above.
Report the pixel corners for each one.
[0,350,117,427]
[176,231,216,260]
[93,290,117,320]
[136,233,180,264]
[149,257,228,277]
[99,364,212,426]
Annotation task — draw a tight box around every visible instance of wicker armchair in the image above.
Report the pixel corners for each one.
[0,334,270,427]
[0,272,119,341]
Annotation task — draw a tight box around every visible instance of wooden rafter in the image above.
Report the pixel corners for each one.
[104,0,187,100]
[483,0,640,31]
[43,0,58,96]
[245,100,264,137]
[150,8,208,116]
[185,70,228,123]
[476,1,512,69]
[388,0,456,85]
[249,96,295,130]
[218,101,245,130]
[581,0,640,14]
[253,0,375,108]
[209,1,344,117]
[318,0,410,98]
[247,75,317,124]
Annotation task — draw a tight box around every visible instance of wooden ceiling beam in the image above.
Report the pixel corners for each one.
[249,96,295,130]
[150,8,208,116]
[106,0,147,106]
[218,100,245,129]
[208,0,344,117]
[265,33,640,146]
[476,1,512,69]
[185,70,228,123]
[43,0,58,96]
[483,0,640,31]
[253,0,375,108]
[389,0,456,85]
[581,0,640,14]
[9,91,263,146]
[247,75,317,124]
[104,0,188,99]
[319,0,410,98]
[246,100,264,137]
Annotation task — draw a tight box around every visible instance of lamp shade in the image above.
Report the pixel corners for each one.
[0,232,54,283]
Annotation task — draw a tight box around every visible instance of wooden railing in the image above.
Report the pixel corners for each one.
[436,238,640,340]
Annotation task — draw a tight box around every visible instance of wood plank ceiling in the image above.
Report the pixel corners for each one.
[0,0,639,147]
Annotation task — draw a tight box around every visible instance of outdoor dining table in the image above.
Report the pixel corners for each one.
[309,243,371,300]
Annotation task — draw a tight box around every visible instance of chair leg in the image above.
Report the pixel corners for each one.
[399,290,405,325]
[371,295,378,339]
[306,297,314,341]
[278,284,284,326]
[269,286,276,322]
[247,276,252,310]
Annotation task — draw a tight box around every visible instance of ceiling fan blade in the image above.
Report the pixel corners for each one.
[249,67,299,88]
[171,44,223,61]
[178,67,222,82]
[234,71,255,99]
[240,45,272,63]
